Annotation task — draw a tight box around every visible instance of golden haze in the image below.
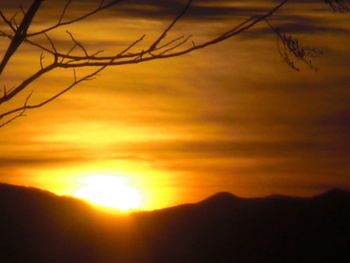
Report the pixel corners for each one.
[1,1,350,210]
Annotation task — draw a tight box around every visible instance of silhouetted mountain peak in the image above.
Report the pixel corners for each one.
[316,188,350,199]
[1,183,350,263]
[201,191,241,204]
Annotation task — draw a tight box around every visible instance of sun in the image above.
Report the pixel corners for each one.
[73,175,142,211]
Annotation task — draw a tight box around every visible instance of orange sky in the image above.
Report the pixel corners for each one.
[1,0,350,210]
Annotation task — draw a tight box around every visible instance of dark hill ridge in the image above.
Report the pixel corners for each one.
[199,191,243,206]
[0,183,349,263]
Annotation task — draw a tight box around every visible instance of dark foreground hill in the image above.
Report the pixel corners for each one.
[0,183,349,263]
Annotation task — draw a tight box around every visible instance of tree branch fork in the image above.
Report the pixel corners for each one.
[0,0,346,127]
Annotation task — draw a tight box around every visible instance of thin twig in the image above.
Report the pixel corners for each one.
[66,30,89,57]
[0,64,109,121]
[0,64,56,104]
[0,0,293,127]
[59,0,72,24]
[39,52,44,69]
[148,0,193,51]
[0,10,16,31]
[27,0,122,37]
[0,91,33,127]
[0,0,44,74]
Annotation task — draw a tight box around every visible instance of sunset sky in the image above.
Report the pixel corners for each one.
[1,0,350,210]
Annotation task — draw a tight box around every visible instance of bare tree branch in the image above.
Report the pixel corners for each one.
[0,0,43,74]
[0,0,291,126]
[44,32,58,56]
[2,0,342,127]
[0,10,16,32]
[265,19,323,71]
[325,0,350,12]
[147,0,193,52]
[45,0,289,69]
[0,64,108,122]
[39,52,45,69]
[0,91,32,127]
[0,64,56,105]
[26,0,122,37]
[59,0,73,24]
[66,30,89,57]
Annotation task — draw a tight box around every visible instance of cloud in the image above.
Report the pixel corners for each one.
[109,0,270,20]
[1,0,350,198]
[0,156,78,167]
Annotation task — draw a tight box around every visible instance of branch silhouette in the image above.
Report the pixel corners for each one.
[0,0,348,127]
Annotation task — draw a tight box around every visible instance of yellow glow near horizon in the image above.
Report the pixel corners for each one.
[11,161,181,211]
[73,175,142,211]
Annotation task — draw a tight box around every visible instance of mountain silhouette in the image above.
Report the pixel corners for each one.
[0,183,349,263]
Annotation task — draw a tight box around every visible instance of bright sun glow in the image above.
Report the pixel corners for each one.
[73,175,142,211]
